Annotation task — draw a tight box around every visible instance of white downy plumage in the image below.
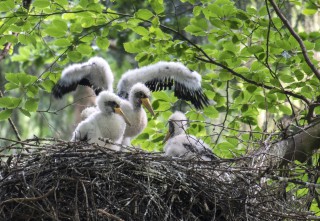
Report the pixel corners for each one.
[71,91,130,151]
[81,83,155,145]
[53,57,155,146]
[164,111,217,161]
[120,83,154,145]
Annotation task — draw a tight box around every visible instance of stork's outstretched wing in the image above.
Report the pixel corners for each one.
[52,57,114,99]
[117,61,209,109]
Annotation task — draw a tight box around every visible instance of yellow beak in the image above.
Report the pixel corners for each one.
[115,107,131,126]
[163,131,171,144]
[141,98,155,116]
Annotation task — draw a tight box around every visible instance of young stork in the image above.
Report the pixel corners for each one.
[163,111,217,161]
[52,57,155,146]
[71,91,131,151]
[117,61,209,109]
[79,83,155,145]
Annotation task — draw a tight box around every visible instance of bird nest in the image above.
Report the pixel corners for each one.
[0,138,317,220]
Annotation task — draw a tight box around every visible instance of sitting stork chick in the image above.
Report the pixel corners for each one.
[120,83,155,145]
[71,91,131,151]
[164,111,217,161]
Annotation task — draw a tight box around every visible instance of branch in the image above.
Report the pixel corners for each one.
[195,56,310,105]
[255,119,320,166]
[268,0,320,81]
[0,187,55,207]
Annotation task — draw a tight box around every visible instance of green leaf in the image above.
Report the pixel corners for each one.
[0,0,15,12]
[5,82,19,91]
[40,80,55,92]
[26,85,39,97]
[0,97,21,109]
[44,26,66,38]
[25,98,39,112]
[54,0,69,6]
[96,37,110,50]
[18,34,36,46]
[150,0,164,14]
[132,26,149,36]
[76,44,93,55]
[219,71,234,81]
[246,85,257,93]
[123,39,150,53]
[247,45,264,54]
[203,106,219,118]
[19,108,31,117]
[67,51,82,62]
[279,74,295,83]
[294,70,305,81]
[0,109,13,121]
[279,105,292,115]
[54,39,71,47]
[33,0,50,8]
[302,9,317,15]
[135,9,154,20]
[155,101,171,111]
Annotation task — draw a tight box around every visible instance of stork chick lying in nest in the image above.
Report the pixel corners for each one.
[71,91,131,151]
[164,111,217,161]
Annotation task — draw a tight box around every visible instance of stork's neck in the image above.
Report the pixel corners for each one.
[130,97,142,111]
[173,125,186,136]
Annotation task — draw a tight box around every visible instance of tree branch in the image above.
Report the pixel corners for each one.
[268,0,320,81]
[195,56,310,105]
[255,119,320,166]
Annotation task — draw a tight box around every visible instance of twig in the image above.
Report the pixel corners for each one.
[97,209,124,221]
[0,187,55,207]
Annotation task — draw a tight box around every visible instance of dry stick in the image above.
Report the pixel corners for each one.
[268,0,320,81]
[0,187,55,207]
[96,209,124,221]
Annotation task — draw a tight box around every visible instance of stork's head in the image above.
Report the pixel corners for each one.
[96,91,131,125]
[164,111,188,143]
[129,83,155,116]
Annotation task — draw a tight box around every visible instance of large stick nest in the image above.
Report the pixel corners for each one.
[0,139,317,220]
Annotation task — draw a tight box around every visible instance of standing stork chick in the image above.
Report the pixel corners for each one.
[164,111,217,161]
[52,56,114,99]
[120,83,155,145]
[71,91,131,151]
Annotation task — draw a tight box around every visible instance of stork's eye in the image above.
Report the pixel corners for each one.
[135,91,145,98]
[105,101,118,107]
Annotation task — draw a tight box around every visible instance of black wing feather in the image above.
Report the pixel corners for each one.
[52,78,102,99]
[145,78,209,109]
